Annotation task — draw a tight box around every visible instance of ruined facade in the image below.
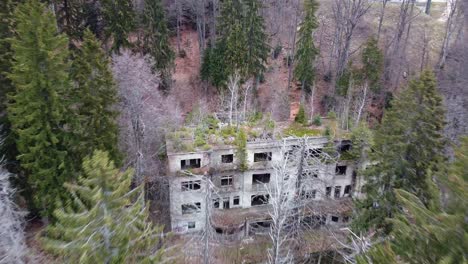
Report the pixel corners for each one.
[166,130,362,235]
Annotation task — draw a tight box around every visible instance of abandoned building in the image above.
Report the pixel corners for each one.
[166,119,363,236]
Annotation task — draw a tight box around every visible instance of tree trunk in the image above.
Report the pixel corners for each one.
[425,0,432,15]
[377,0,388,41]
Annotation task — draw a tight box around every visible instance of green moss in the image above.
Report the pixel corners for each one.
[283,124,321,137]
[220,126,236,139]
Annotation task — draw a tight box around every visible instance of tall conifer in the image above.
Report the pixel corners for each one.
[69,29,121,167]
[244,0,269,79]
[294,0,319,94]
[42,151,164,263]
[8,0,71,217]
[141,0,174,72]
[353,70,446,232]
[101,0,135,52]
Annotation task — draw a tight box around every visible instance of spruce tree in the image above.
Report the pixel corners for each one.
[141,0,174,72]
[42,151,164,263]
[53,0,87,42]
[69,29,121,167]
[294,0,319,94]
[0,0,21,168]
[218,0,247,77]
[353,70,446,233]
[101,0,135,52]
[361,37,383,92]
[244,0,269,79]
[7,0,71,218]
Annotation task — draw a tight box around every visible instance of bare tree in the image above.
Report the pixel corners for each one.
[438,0,460,69]
[112,50,182,185]
[377,0,389,41]
[227,74,241,126]
[0,164,27,264]
[332,0,370,80]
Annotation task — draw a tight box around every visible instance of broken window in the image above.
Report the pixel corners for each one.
[334,186,342,198]
[213,198,219,208]
[221,154,234,163]
[331,216,339,222]
[221,175,233,186]
[181,202,201,215]
[339,141,352,153]
[335,165,347,175]
[223,197,230,209]
[251,194,270,206]
[309,148,323,158]
[254,152,272,162]
[344,185,352,196]
[301,189,317,200]
[181,180,201,191]
[188,221,196,229]
[180,158,201,170]
[233,196,240,205]
[252,173,270,184]
[326,187,332,197]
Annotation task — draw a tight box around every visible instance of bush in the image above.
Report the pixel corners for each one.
[179,49,187,58]
[312,115,322,126]
[327,111,337,120]
[294,105,307,125]
[258,72,265,83]
[273,44,282,59]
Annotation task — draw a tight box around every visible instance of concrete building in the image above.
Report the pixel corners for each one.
[165,120,362,236]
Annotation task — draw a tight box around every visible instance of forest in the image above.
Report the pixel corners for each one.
[0,0,466,263]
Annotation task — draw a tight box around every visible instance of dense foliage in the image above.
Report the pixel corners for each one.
[8,0,72,218]
[42,151,164,263]
[294,0,319,94]
[353,70,446,233]
[101,0,135,52]
[68,29,121,168]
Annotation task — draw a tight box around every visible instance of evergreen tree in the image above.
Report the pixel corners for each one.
[69,29,121,167]
[141,0,174,72]
[294,0,319,94]
[200,45,229,88]
[244,0,269,79]
[0,0,21,169]
[220,0,247,77]
[353,70,446,233]
[361,37,383,92]
[101,0,135,52]
[357,137,468,264]
[42,151,164,263]
[7,0,71,218]
[53,0,87,42]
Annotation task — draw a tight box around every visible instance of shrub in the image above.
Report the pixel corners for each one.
[295,105,307,125]
[273,44,282,59]
[312,115,322,126]
[179,49,186,58]
[327,111,337,120]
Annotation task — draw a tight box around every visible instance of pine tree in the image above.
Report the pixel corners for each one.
[361,37,383,92]
[353,70,446,233]
[356,137,468,264]
[42,151,164,263]
[141,0,174,73]
[294,0,319,94]
[8,0,71,218]
[244,0,269,79]
[53,0,87,42]
[101,0,135,52]
[218,0,247,77]
[68,29,121,167]
[0,0,21,169]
